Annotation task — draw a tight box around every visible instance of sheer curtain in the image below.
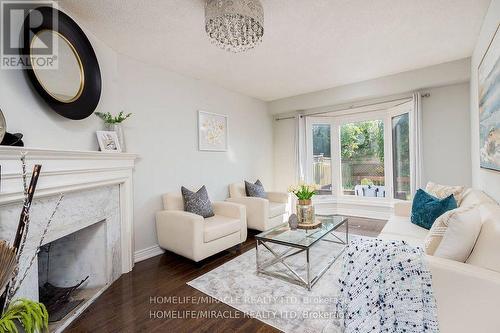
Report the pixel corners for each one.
[412,92,424,191]
[294,115,307,183]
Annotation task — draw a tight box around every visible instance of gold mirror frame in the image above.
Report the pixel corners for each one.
[29,29,85,104]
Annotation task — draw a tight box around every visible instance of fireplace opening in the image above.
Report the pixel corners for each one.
[38,244,89,322]
[38,220,107,329]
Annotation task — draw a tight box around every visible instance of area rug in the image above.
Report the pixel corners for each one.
[188,233,367,333]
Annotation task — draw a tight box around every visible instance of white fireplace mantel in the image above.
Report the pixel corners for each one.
[0,146,138,273]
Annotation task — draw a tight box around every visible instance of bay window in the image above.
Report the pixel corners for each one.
[305,101,414,201]
[392,113,411,200]
[340,119,385,196]
[312,124,332,195]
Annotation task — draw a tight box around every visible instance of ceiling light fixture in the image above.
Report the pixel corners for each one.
[205,0,264,53]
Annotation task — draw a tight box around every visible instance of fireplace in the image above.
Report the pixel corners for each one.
[38,220,106,326]
[0,147,137,333]
[1,184,123,332]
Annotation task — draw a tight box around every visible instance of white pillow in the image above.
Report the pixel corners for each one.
[460,189,496,207]
[433,206,481,262]
[424,206,476,255]
[425,181,465,205]
[466,204,500,272]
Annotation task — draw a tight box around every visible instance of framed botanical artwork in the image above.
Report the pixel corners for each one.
[198,111,228,151]
[478,23,500,172]
[96,131,122,152]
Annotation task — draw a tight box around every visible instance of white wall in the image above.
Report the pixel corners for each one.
[0,10,274,257]
[119,55,273,253]
[273,70,472,194]
[422,83,471,186]
[469,0,500,203]
[269,58,471,115]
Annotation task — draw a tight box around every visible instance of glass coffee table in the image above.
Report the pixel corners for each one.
[255,215,348,290]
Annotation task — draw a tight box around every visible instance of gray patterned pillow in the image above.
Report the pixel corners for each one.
[181,186,214,218]
[245,180,267,198]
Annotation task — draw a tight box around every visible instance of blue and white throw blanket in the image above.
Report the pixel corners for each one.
[338,238,439,333]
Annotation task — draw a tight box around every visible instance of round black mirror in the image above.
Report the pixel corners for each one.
[22,7,101,120]
[0,108,6,143]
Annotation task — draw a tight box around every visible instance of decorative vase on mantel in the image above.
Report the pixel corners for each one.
[296,199,315,224]
[105,123,126,152]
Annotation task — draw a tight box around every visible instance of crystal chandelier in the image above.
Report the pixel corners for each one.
[205,0,264,53]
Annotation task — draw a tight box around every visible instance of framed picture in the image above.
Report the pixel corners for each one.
[96,131,122,152]
[198,111,228,151]
[478,24,500,172]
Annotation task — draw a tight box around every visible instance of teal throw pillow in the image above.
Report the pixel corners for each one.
[411,189,457,230]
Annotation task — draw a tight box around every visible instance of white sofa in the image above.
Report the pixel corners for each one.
[379,189,500,333]
[156,192,247,262]
[226,182,289,231]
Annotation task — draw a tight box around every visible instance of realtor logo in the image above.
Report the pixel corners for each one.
[1,0,58,69]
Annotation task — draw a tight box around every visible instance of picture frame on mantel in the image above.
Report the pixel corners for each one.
[198,111,228,152]
[478,23,500,172]
[96,131,122,153]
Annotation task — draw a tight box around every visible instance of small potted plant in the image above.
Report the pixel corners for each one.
[0,298,48,333]
[95,111,132,152]
[0,241,48,333]
[288,183,319,224]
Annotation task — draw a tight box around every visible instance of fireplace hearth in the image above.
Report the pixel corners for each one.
[39,278,88,322]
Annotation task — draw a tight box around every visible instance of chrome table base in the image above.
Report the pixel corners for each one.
[255,220,348,291]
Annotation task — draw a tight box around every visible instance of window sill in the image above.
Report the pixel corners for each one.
[313,195,403,208]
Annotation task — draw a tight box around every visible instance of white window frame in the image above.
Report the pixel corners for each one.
[387,102,416,200]
[305,101,415,202]
[305,117,336,196]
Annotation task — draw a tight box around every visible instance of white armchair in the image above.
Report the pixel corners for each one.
[156,192,247,262]
[226,182,289,231]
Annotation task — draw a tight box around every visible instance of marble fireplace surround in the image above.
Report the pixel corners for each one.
[0,147,137,331]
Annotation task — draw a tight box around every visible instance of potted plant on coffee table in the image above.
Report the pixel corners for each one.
[288,183,319,224]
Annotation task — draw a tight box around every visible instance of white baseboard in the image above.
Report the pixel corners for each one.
[134,244,164,263]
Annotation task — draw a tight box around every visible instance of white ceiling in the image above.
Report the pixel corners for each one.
[59,0,490,101]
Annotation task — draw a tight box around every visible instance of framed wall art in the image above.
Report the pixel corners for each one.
[198,111,228,152]
[478,24,500,172]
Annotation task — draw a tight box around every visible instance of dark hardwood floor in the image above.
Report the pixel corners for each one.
[66,216,386,333]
